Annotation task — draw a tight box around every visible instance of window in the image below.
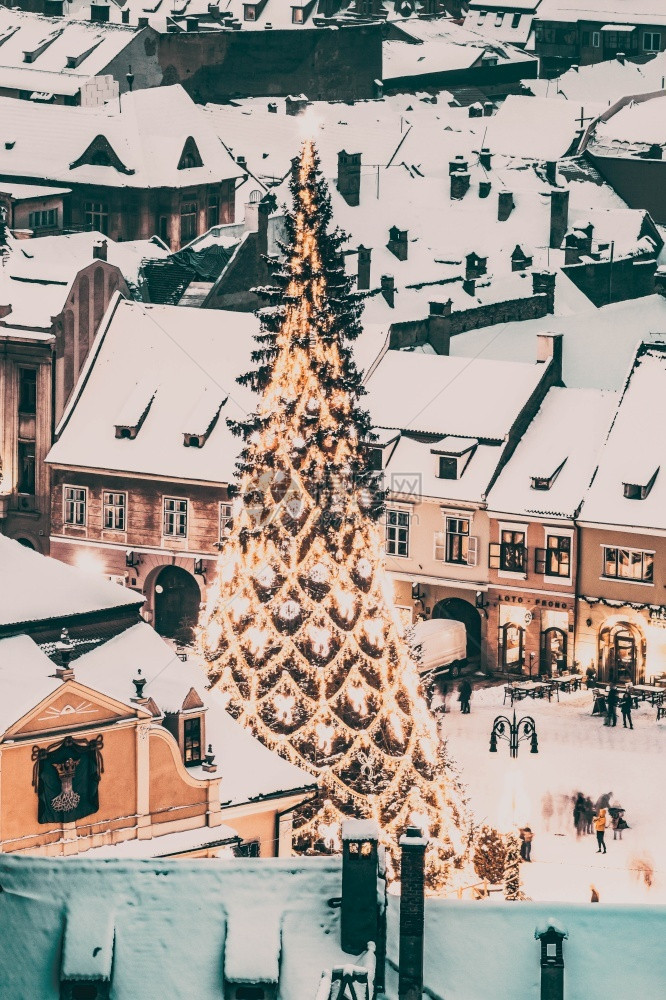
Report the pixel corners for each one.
[180,153,197,169]
[64,486,87,525]
[592,31,600,47]
[368,447,383,471]
[19,368,37,414]
[84,201,109,234]
[437,516,470,564]
[292,6,304,22]
[17,441,35,494]
[29,208,58,230]
[603,547,654,583]
[61,983,111,1000]
[438,455,458,480]
[103,491,126,530]
[490,529,526,573]
[183,716,202,764]
[207,194,220,229]
[163,497,188,537]
[244,4,256,20]
[644,32,661,52]
[180,201,197,244]
[219,502,233,544]
[535,535,571,578]
[386,509,409,557]
[235,840,260,858]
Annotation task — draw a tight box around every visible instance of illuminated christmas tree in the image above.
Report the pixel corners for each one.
[200,141,468,888]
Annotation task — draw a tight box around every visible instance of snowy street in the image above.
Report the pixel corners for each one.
[440,681,666,904]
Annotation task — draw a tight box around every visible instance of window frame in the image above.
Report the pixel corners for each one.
[17,440,36,495]
[644,31,661,52]
[18,367,37,415]
[591,30,600,47]
[64,485,87,526]
[442,515,470,565]
[385,507,410,558]
[179,201,198,244]
[219,501,233,545]
[163,496,188,538]
[601,545,654,585]
[84,200,109,234]
[535,533,572,579]
[183,714,202,765]
[103,490,127,531]
[493,526,527,575]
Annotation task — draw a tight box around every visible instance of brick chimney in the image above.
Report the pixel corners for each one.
[532,270,556,314]
[479,180,492,199]
[380,275,395,308]
[549,187,569,250]
[483,100,494,116]
[244,199,269,256]
[536,332,563,378]
[545,160,558,185]
[285,94,309,116]
[428,300,452,355]
[358,245,371,291]
[93,239,107,261]
[465,252,487,280]
[535,923,568,1000]
[337,150,361,207]
[340,819,380,955]
[511,244,533,272]
[616,51,625,64]
[387,227,408,261]
[479,147,492,171]
[398,826,428,1000]
[498,190,514,221]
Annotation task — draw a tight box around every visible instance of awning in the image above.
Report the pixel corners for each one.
[600,24,636,32]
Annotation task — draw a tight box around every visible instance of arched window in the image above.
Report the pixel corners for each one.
[500,622,524,672]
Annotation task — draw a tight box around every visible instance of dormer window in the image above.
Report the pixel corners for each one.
[244,4,256,19]
[114,382,157,439]
[292,6,304,22]
[368,447,383,471]
[182,388,224,448]
[530,459,566,491]
[432,437,478,481]
[178,137,204,171]
[162,688,206,766]
[623,468,659,499]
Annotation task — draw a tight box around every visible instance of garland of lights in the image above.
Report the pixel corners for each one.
[199,141,469,889]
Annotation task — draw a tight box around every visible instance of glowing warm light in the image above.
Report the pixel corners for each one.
[348,683,368,717]
[318,820,340,852]
[75,551,103,576]
[274,693,295,724]
[316,722,335,754]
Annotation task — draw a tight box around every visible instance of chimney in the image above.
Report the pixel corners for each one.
[449,160,470,200]
[267,101,278,113]
[468,102,483,118]
[498,190,514,221]
[337,150,361,207]
[479,147,492,171]
[479,180,491,199]
[428,300,452,355]
[616,51,625,64]
[465,252,487,280]
[398,827,428,1000]
[236,154,247,170]
[545,160,558,185]
[121,7,130,22]
[341,819,380,955]
[549,187,569,250]
[244,199,269,255]
[54,628,75,681]
[186,14,199,30]
[536,332,563,378]
[462,276,476,297]
[532,271,557,314]
[511,244,533,272]
[138,16,149,26]
[535,923,568,1000]
[387,227,408,261]
[357,245,371,291]
[285,94,309,116]
[380,275,395,308]
[483,101,494,116]
[93,239,107,261]
[90,1,110,23]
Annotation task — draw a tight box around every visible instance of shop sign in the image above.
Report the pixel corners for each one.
[498,595,571,611]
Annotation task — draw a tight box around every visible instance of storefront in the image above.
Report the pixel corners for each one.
[574,597,666,685]
[489,590,574,676]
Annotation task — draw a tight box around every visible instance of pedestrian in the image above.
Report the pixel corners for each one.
[519,825,533,862]
[621,689,634,729]
[594,807,608,854]
[584,797,594,835]
[458,678,472,714]
[606,686,618,727]
[573,793,585,837]
[612,810,628,840]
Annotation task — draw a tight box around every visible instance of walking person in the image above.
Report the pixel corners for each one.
[573,793,585,838]
[584,797,594,835]
[595,807,608,854]
[520,825,533,862]
[458,678,472,714]
[606,686,618,727]
[621,689,634,729]
[612,809,628,841]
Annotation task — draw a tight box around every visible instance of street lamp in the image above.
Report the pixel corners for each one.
[489,710,539,759]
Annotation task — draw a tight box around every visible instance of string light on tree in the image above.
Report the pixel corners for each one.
[199,140,469,889]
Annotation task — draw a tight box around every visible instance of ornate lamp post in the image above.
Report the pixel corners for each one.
[489,710,539,759]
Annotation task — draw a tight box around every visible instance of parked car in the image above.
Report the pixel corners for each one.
[408,618,467,678]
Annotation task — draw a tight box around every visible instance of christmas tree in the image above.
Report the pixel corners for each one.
[473,824,506,885]
[503,833,522,900]
[199,141,468,888]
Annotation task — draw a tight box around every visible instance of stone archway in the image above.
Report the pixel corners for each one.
[432,597,482,664]
[153,565,201,642]
[599,620,645,684]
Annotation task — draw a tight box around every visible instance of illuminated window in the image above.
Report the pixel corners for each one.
[219,502,233,544]
[603,547,653,583]
[184,716,202,764]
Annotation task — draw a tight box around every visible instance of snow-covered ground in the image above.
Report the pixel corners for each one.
[439,682,666,904]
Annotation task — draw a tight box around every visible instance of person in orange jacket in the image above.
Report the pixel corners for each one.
[594,807,608,854]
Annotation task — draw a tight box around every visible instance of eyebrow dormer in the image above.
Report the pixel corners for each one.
[114,381,157,439]
[623,467,659,500]
[178,137,204,170]
[530,459,567,491]
[182,387,225,448]
[70,134,135,175]
[431,437,477,480]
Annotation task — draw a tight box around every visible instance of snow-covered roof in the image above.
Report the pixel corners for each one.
[386,895,666,999]
[83,824,242,858]
[63,0,349,31]
[448,293,666,392]
[0,855,374,1000]
[589,94,666,155]
[0,635,63,733]
[530,50,666,107]
[465,2,540,47]
[537,0,666,27]
[72,623,317,804]
[383,16,536,83]
[484,95,582,161]
[0,180,71,201]
[47,295,258,483]
[487,386,618,519]
[580,345,666,531]
[0,535,143,630]
[385,432,502,505]
[366,350,551,439]
[0,86,240,190]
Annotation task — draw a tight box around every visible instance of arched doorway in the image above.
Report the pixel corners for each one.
[432,597,482,664]
[500,622,524,673]
[541,627,567,676]
[154,566,201,642]
[599,621,644,684]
